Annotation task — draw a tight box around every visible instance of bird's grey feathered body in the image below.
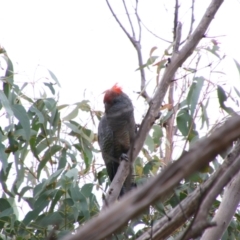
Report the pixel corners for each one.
[98,84,135,196]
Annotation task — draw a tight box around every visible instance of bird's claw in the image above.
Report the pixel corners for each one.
[120,153,128,162]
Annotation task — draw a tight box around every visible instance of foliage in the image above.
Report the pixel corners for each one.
[0,49,101,239]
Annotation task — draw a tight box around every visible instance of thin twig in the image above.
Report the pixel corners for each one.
[122,0,136,39]
[187,0,195,38]
[106,0,137,49]
[173,0,179,41]
[135,0,141,42]
[137,16,172,43]
[106,0,150,102]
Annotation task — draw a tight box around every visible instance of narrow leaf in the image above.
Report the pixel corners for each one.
[187,77,205,116]
[43,82,55,95]
[48,69,61,87]
[217,85,227,106]
[62,107,78,121]
[0,143,8,172]
[176,108,192,136]
[37,145,62,179]
[12,105,31,141]
[233,58,240,79]
[0,90,13,116]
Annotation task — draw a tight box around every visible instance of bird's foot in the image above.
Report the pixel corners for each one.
[120,153,128,162]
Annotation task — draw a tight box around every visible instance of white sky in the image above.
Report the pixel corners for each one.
[1,0,240,110]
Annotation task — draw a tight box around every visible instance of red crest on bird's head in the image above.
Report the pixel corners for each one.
[103,84,123,103]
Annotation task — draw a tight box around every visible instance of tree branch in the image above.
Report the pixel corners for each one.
[62,115,240,240]
[180,147,240,240]
[122,0,136,39]
[103,0,224,205]
[173,0,179,42]
[187,0,196,38]
[165,19,182,165]
[105,0,150,102]
[201,144,240,239]
[137,137,240,240]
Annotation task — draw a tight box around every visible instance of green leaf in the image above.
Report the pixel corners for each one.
[0,207,14,218]
[0,143,8,172]
[217,85,227,106]
[81,183,93,198]
[217,85,235,115]
[0,90,13,116]
[143,160,160,175]
[187,77,204,116]
[22,205,47,226]
[12,105,31,141]
[82,145,93,172]
[70,186,90,221]
[222,229,229,240]
[37,145,62,179]
[144,134,155,152]
[47,69,61,87]
[58,148,67,170]
[44,168,63,188]
[0,199,12,213]
[36,137,59,155]
[234,86,240,98]
[62,107,78,121]
[200,101,209,129]
[57,104,69,110]
[43,82,55,95]
[136,56,158,71]
[64,122,92,143]
[50,108,60,130]
[19,186,33,199]
[75,100,91,112]
[44,98,56,111]
[0,199,13,228]
[188,129,199,143]
[206,45,220,59]
[152,125,163,145]
[176,108,192,136]
[29,105,45,124]
[60,175,73,191]
[233,58,240,80]
[37,212,63,227]
[65,168,78,182]
[49,189,65,212]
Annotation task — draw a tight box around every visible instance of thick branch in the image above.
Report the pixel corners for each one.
[138,137,240,240]
[62,115,240,240]
[201,142,240,239]
[180,152,240,240]
[196,140,240,224]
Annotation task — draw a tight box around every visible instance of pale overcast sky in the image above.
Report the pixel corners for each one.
[1,0,240,111]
